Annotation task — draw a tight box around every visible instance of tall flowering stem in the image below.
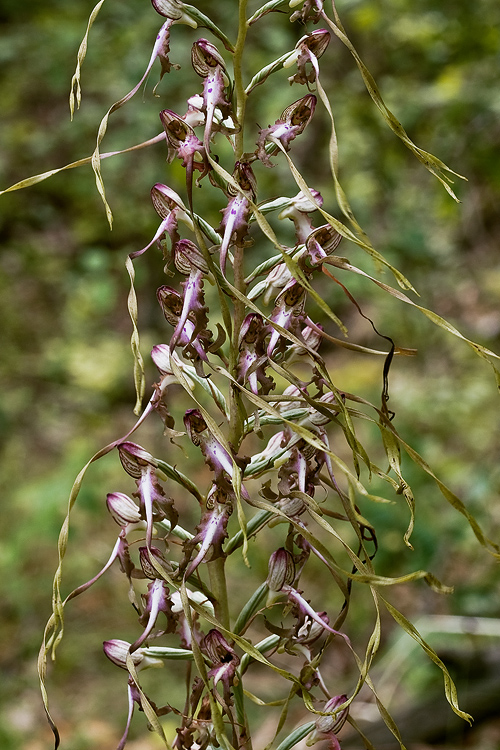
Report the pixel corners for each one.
[4,1,498,749]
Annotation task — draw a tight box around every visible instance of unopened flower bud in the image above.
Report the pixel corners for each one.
[151,0,198,27]
[106,492,142,527]
[267,548,295,592]
[103,639,162,671]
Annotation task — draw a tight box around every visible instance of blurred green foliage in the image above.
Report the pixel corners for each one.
[0,1,499,748]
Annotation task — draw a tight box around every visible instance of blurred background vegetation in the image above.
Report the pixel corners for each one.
[0,0,499,748]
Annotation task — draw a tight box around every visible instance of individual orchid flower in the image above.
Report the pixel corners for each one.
[236,313,274,395]
[267,278,307,358]
[171,238,210,345]
[217,161,256,276]
[284,30,331,88]
[244,430,293,478]
[285,321,324,362]
[270,441,325,526]
[103,638,164,671]
[159,109,210,211]
[174,690,215,750]
[191,38,234,150]
[180,484,233,579]
[266,548,296,601]
[157,285,212,366]
[106,491,142,530]
[301,224,342,271]
[267,548,349,642]
[256,94,317,167]
[183,409,249,498]
[65,492,148,605]
[170,589,212,650]
[150,183,194,254]
[117,441,178,547]
[130,578,177,652]
[202,629,240,707]
[306,695,349,750]
[298,391,342,431]
[258,257,294,306]
[278,189,324,244]
[128,182,192,262]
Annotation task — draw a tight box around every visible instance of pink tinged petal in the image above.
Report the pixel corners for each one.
[151,344,175,377]
[151,0,197,27]
[151,182,187,218]
[307,695,348,750]
[129,215,175,260]
[103,639,163,672]
[108,20,173,121]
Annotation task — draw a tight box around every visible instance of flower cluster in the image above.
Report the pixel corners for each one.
[35,1,495,749]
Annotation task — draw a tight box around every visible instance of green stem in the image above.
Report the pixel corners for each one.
[207,556,230,630]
